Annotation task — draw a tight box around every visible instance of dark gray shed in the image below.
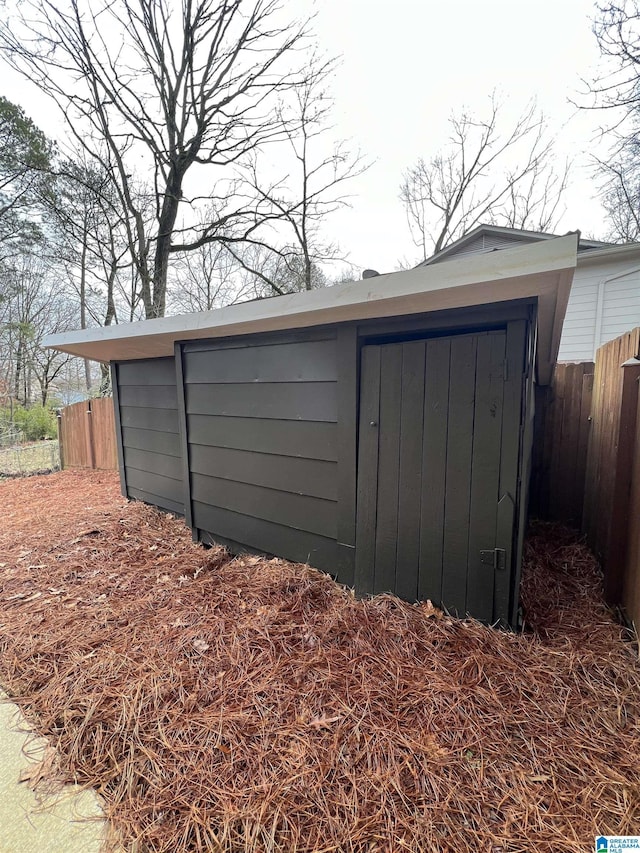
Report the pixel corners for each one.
[46,236,577,626]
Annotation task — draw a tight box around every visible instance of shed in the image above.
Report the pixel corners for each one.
[46,235,578,626]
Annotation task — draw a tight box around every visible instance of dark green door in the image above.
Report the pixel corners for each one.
[354,324,526,624]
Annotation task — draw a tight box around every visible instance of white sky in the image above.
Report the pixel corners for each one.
[2,0,613,276]
[310,0,612,272]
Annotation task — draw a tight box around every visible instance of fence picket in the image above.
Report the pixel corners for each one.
[533,327,640,625]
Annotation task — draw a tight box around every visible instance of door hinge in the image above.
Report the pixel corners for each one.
[480,548,506,571]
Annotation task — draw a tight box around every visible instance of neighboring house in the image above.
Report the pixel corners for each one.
[420,224,640,362]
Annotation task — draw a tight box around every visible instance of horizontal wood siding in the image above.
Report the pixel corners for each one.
[123,447,182,480]
[194,504,340,568]
[120,406,179,433]
[116,357,184,514]
[187,415,337,460]
[119,384,178,409]
[191,475,336,538]
[183,335,342,576]
[128,488,184,516]
[431,234,534,262]
[184,340,337,383]
[185,382,337,421]
[121,426,181,457]
[189,445,337,500]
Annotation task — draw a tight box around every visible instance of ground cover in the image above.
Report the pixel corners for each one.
[0,470,638,852]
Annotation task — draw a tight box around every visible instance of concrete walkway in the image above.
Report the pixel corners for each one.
[0,692,110,853]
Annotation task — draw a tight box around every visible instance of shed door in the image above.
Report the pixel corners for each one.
[354,327,525,624]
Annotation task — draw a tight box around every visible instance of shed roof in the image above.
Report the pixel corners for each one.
[45,233,578,384]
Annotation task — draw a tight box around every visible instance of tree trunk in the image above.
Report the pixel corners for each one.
[100,266,118,395]
[14,338,23,405]
[151,167,185,318]
[79,219,92,394]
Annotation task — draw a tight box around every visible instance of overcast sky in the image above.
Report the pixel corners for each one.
[2,0,612,276]
[310,0,611,273]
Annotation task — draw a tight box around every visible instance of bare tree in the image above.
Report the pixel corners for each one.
[169,238,248,314]
[595,150,640,241]
[588,2,640,116]
[225,59,367,294]
[47,155,134,392]
[582,2,640,241]
[226,242,329,297]
[27,295,77,406]
[0,0,316,319]
[0,257,77,407]
[400,97,569,259]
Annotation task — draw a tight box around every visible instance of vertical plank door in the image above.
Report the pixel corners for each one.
[355,328,522,624]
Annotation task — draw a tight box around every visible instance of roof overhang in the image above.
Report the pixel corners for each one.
[45,233,578,385]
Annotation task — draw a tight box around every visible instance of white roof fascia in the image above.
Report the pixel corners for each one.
[576,242,640,266]
[44,234,578,384]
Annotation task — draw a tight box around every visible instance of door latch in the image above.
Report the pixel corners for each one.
[480,548,506,571]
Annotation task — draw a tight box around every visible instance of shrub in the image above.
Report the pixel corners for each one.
[12,405,57,441]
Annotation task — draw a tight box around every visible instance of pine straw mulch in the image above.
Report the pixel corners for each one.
[0,470,639,853]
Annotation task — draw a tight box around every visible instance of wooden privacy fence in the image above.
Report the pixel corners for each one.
[533,327,640,626]
[530,362,594,527]
[582,327,640,612]
[57,398,117,471]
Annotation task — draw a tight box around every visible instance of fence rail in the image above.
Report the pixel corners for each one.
[58,398,117,471]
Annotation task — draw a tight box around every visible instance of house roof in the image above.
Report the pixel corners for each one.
[44,233,578,385]
[420,224,616,267]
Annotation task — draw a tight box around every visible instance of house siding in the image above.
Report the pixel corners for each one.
[431,233,535,261]
[115,357,184,514]
[557,266,600,361]
[558,259,640,361]
[601,268,640,345]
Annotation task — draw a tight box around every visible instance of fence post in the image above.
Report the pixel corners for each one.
[604,357,640,603]
[56,408,65,470]
[623,379,640,626]
[85,400,96,470]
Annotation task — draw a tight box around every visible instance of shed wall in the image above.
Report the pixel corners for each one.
[111,302,534,626]
[180,332,355,579]
[115,357,184,514]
